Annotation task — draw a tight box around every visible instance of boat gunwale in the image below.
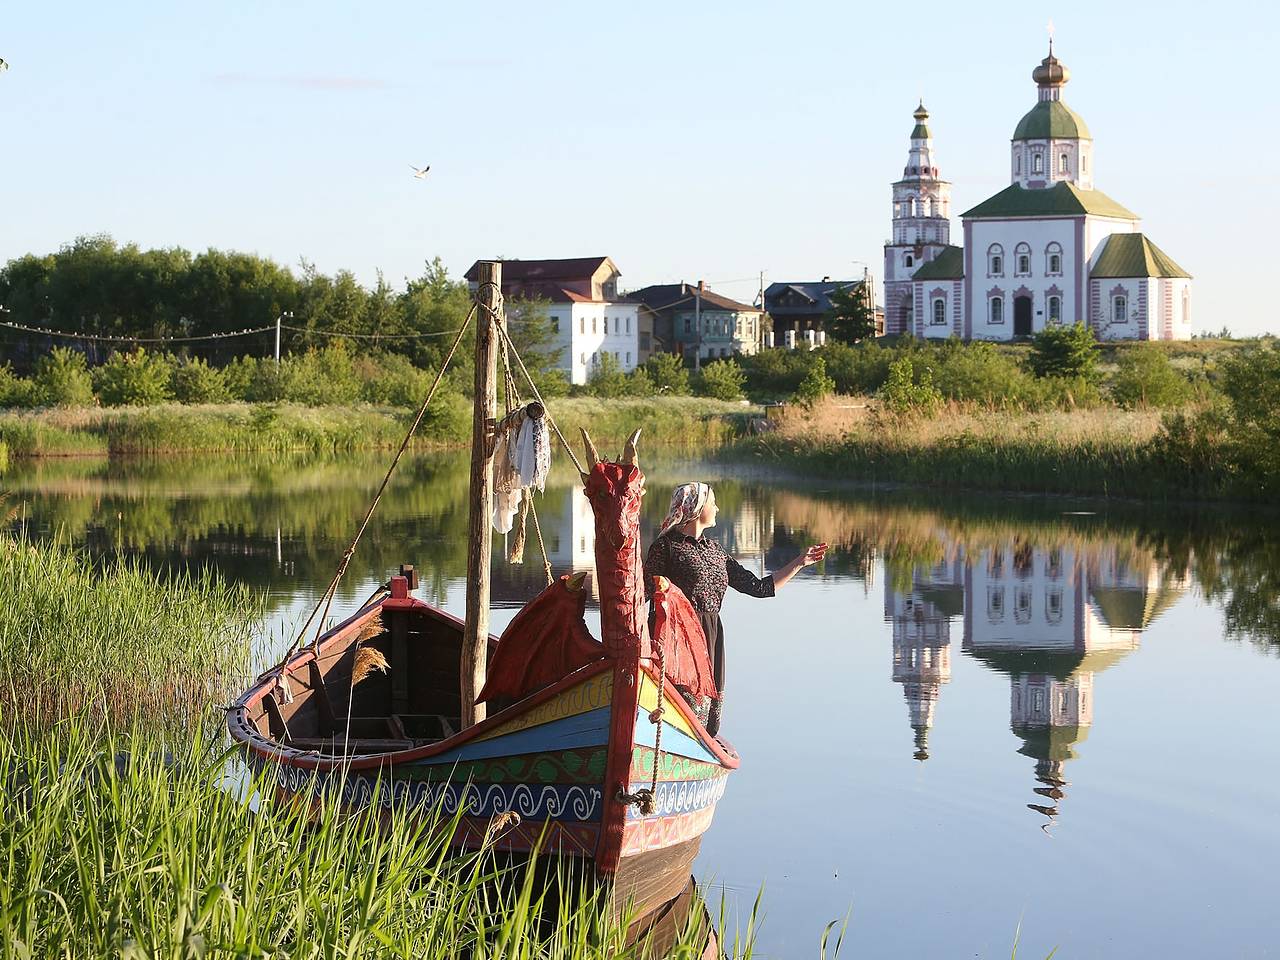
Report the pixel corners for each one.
[227,595,739,773]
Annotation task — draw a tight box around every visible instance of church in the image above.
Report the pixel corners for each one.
[882,44,1193,341]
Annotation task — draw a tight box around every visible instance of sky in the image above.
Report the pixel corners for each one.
[2,0,1274,335]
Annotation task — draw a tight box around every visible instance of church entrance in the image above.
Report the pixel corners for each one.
[1013,296,1033,337]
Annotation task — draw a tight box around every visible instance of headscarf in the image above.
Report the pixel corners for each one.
[657,482,712,540]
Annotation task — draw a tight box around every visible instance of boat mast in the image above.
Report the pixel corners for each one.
[462,260,503,728]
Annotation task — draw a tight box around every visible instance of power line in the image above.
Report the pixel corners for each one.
[0,319,274,343]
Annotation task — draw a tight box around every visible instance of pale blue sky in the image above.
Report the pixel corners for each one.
[2,1,1273,333]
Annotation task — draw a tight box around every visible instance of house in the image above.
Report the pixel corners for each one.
[763,276,878,343]
[628,281,763,364]
[463,257,640,385]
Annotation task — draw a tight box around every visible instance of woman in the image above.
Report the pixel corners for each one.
[644,482,827,737]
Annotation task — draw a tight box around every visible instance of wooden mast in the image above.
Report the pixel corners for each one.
[462,260,502,728]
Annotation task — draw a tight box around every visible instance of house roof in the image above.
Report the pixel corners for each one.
[962,182,1138,221]
[910,245,965,280]
[1012,99,1092,141]
[1090,233,1192,279]
[463,257,614,282]
[503,281,594,303]
[628,283,758,313]
[763,279,864,316]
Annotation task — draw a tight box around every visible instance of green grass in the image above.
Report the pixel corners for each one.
[0,398,755,459]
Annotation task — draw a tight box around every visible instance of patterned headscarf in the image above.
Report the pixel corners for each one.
[657,482,712,539]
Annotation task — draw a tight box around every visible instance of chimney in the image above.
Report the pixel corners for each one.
[822,275,830,282]
[698,280,705,293]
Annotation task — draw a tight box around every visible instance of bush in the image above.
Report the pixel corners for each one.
[815,341,896,395]
[93,349,175,406]
[169,356,230,404]
[793,356,836,405]
[0,365,38,408]
[1218,346,1280,485]
[1110,348,1194,409]
[880,355,942,414]
[1029,323,1098,380]
[626,367,656,397]
[932,341,1037,406]
[586,353,628,399]
[697,359,746,401]
[356,352,431,407]
[644,353,691,394]
[33,347,95,407]
[279,344,362,405]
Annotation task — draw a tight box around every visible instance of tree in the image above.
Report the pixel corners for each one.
[586,352,628,398]
[643,353,690,394]
[794,356,836,405]
[1111,348,1193,409]
[823,282,877,344]
[696,359,746,401]
[880,355,942,414]
[1029,323,1098,380]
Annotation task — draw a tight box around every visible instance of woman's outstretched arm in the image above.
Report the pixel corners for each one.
[769,543,828,591]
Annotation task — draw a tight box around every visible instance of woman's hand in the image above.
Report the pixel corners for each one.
[800,543,828,567]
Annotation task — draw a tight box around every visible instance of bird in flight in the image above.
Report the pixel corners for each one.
[0,58,9,72]
[409,164,430,179]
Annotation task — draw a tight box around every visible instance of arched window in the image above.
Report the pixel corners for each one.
[932,298,946,325]
[1032,152,1043,175]
[990,297,1004,324]
[1182,287,1191,325]
[1015,243,1032,276]
[1045,242,1063,275]
[1082,153,1089,173]
[1112,295,1128,323]
[904,253,914,268]
[1059,153,1069,174]
[987,244,1004,276]
[1015,152,1022,175]
[1048,296,1061,323]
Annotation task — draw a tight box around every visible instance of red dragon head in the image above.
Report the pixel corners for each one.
[580,428,652,659]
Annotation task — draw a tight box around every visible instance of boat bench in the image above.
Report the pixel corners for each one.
[286,712,458,754]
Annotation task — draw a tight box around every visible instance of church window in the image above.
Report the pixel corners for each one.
[905,253,914,268]
[1015,587,1033,624]
[987,244,1004,276]
[1032,152,1043,175]
[1182,287,1191,325]
[1015,153,1022,175]
[1046,243,1063,275]
[1082,153,1088,173]
[1015,243,1032,276]
[1046,588,1063,624]
[990,296,1004,324]
[987,586,1005,623]
[1018,255,1030,274]
[1112,295,1128,323]
[932,298,946,325]
[1059,153,1069,174]
[1048,296,1061,323]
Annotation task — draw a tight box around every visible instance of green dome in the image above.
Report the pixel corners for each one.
[1012,100,1091,141]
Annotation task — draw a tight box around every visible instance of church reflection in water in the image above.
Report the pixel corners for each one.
[886,537,1186,822]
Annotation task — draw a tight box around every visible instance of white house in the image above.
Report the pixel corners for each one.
[465,257,641,385]
[883,44,1192,341]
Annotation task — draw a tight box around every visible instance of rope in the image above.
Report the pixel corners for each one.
[617,618,669,817]
[527,500,554,586]
[488,313,586,477]
[275,300,477,665]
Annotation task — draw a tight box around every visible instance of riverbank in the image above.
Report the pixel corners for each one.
[0,397,756,458]
[729,398,1256,502]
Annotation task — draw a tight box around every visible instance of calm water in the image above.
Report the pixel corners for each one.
[6,451,1280,958]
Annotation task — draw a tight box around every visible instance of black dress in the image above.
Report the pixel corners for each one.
[643,531,775,735]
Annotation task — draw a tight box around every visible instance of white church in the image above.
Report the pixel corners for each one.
[883,44,1193,341]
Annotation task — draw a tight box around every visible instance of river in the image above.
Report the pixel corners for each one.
[5,449,1278,958]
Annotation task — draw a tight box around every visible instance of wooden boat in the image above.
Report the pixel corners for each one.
[227,262,737,921]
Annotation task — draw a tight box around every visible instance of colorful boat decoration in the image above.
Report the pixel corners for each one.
[228,418,737,916]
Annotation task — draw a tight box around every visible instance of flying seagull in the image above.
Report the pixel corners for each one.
[409,164,430,179]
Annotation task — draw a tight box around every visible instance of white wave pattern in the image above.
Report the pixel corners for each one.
[264,761,601,821]
[637,774,729,820]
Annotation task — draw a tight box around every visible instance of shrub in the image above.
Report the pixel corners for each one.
[932,341,1037,406]
[33,347,95,407]
[221,355,261,401]
[739,348,809,399]
[697,359,746,401]
[169,356,230,404]
[1029,323,1098,380]
[1110,348,1194,409]
[356,352,431,407]
[279,344,362,405]
[93,349,175,406]
[793,356,836,405]
[586,353,628,399]
[880,355,942,414]
[0,365,38,408]
[644,353,691,394]
[1217,346,1280,485]
[531,368,570,399]
[626,367,656,397]
[815,341,896,395]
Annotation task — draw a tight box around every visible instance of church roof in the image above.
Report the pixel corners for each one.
[1090,233,1192,279]
[1012,99,1092,141]
[961,182,1138,220]
[910,245,965,280]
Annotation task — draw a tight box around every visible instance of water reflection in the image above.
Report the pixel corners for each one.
[886,537,1187,823]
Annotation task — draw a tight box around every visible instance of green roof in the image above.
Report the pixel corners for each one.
[1090,233,1192,279]
[910,122,930,139]
[1012,100,1091,141]
[910,245,964,280]
[961,182,1138,220]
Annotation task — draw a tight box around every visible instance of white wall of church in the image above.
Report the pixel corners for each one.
[1091,277,1148,340]
[1011,138,1095,190]
[966,218,1079,339]
[912,279,964,339]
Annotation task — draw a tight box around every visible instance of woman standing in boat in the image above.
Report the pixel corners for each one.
[644,482,826,736]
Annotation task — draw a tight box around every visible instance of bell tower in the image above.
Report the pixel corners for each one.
[883,102,953,336]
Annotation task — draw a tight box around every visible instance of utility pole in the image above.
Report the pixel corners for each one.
[274,311,293,365]
[462,260,503,728]
[694,280,703,372]
[758,270,765,352]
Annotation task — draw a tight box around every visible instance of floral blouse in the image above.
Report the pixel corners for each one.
[644,531,775,616]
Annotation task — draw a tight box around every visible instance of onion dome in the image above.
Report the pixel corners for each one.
[910,100,930,140]
[1033,46,1071,88]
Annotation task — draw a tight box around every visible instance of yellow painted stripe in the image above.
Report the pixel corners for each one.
[637,671,699,741]
[475,670,613,742]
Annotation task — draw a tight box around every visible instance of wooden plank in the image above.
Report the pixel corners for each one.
[462,260,503,728]
[307,660,338,732]
[390,608,409,715]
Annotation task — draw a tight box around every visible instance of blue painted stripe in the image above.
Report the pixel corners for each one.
[632,710,722,765]
[624,772,729,820]
[410,706,612,767]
